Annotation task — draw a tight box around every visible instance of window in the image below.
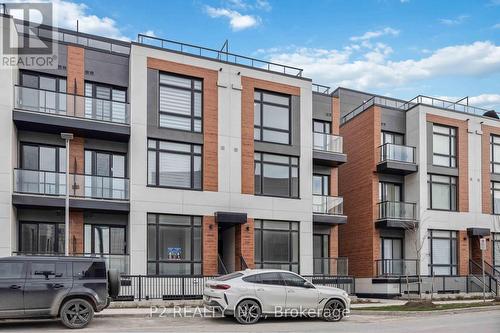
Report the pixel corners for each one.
[493,233,500,270]
[432,124,456,167]
[313,174,329,196]
[0,262,25,279]
[31,262,70,279]
[429,230,457,276]
[379,182,402,202]
[147,214,202,275]
[254,90,291,144]
[84,224,126,255]
[491,182,500,214]
[147,139,202,190]
[85,150,127,199]
[490,135,500,174]
[313,234,330,275]
[19,222,65,254]
[254,153,299,198]
[21,143,66,172]
[258,272,285,286]
[281,272,309,288]
[73,261,106,279]
[381,131,404,145]
[254,220,299,273]
[85,82,127,123]
[313,120,331,134]
[159,73,202,133]
[19,71,67,114]
[427,174,457,211]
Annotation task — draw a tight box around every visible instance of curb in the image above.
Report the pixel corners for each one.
[350,304,500,316]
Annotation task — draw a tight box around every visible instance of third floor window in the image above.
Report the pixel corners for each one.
[254,90,291,145]
[432,124,456,168]
[490,135,500,174]
[159,73,202,133]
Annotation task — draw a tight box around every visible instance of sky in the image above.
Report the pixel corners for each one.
[7,0,500,110]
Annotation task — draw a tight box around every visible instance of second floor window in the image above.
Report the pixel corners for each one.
[85,82,127,123]
[379,182,402,202]
[428,174,457,211]
[490,135,500,174]
[21,143,66,172]
[255,152,299,198]
[312,174,329,196]
[19,72,67,114]
[254,90,291,144]
[159,73,202,133]
[492,182,500,214]
[432,124,456,168]
[381,131,404,145]
[147,139,202,190]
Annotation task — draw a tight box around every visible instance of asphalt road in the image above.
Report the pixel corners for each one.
[0,308,499,333]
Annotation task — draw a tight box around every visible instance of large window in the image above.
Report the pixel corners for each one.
[84,150,127,199]
[313,120,331,134]
[432,124,456,167]
[85,82,127,123]
[254,220,299,273]
[147,139,202,190]
[379,182,402,202]
[20,71,67,114]
[427,174,457,211]
[254,152,299,198]
[84,224,126,255]
[493,233,500,270]
[381,131,404,145]
[490,135,500,174]
[313,234,329,275]
[491,182,500,214]
[159,73,202,133]
[429,230,457,276]
[21,143,66,172]
[313,174,329,196]
[147,214,202,275]
[19,222,65,254]
[254,90,291,144]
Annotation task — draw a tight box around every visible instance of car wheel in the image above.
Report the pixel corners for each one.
[322,299,345,322]
[108,269,121,299]
[60,299,95,329]
[235,299,261,325]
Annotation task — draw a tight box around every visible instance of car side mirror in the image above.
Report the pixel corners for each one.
[304,281,315,289]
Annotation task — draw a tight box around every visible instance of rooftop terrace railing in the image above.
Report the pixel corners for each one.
[341,96,408,124]
[136,34,304,77]
[312,83,331,94]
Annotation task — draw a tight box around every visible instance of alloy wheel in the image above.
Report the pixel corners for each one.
[235,300,261,324]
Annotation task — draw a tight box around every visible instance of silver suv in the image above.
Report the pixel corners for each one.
[0,256,120,329]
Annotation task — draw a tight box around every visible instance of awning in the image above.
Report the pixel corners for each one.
[467,227,490,237]
[214,212,247,225]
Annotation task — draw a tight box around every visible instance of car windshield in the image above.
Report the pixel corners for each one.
[214,272,244,281]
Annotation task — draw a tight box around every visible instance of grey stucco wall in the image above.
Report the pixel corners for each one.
[312,93,332,122]
[84,49,129,88]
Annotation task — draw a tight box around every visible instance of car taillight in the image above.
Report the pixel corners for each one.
[210,284,231,290]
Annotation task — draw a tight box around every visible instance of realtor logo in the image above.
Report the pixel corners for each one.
[1,2,57,68]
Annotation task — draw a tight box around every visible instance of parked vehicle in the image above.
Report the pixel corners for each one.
[203,269,350,324]
[0,256,120,329]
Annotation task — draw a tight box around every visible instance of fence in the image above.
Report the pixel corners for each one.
[398,275,498,296]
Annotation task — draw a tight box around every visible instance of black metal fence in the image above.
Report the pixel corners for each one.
[397,275,498,296]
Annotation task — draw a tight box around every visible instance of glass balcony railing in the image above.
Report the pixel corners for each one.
[313,195,344,215]
[379,143,416,164]
[14,86,129,124]
[313,257,349,276]
[313,132,343,154]
[14,169,129,200]
[377,201,417,221]
[375,259,419,277]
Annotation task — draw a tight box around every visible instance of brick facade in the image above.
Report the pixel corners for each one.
[67,45,85,95]
[338,105,381,277]
[69,210,84,254]
[240,77,300,194]
[202,216,218,275]
[426,114,469,212]
[329,225,339,275]
[458,230,470,275]
[470,235,493,266]
[235,218,255,270]
[147,58,219,192]
[481,125,500,214]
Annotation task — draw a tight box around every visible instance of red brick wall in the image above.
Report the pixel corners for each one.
[240,77,300,194]
[458,230,470,275]
[147,58,219,192]
[69,210,84,254]
[426,114,469,212]
[470,235,493,266]
[67,45,85,95]
[235,218,255,270]
[481,125,500,214]
[338,106,381,277]
[202,216,218,275]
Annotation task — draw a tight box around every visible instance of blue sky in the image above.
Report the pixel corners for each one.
[12,0,500,109]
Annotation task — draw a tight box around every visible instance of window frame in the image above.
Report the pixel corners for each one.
[313,120,331,134]
[18,221,65,254]
[427,174,457,211]
[254,90,291,145]
[490,135,500,174]
[84,224,127,255]
[428,230,458,276]
[491,181,500,215]
[381,131,404,145]
[84,81,127,101]
[147,139,203,190]
[84,149,127,178]
[312,174,330,196]
[493,233,500,270]
[158,72,203,133]
[147,213,203,276]
[432,124,457,168]
[19,142,66,173]
[20,70,67,93]
[379,181,403,202]
[254,152,300,198]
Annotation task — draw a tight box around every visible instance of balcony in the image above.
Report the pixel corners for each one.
[312,195,347,225]
[376,201,418,229]
[313,257,349,276]
[312,132,347,166]
[12,169,130,211]
[375,259,419,277]
[377,143,417,175]
[13,86,130,141]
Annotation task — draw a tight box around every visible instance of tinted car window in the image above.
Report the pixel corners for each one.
[0,262,25,279]
[280,272,309,288]
[259,272,285,286]
[73,261,106,279]
[242,274,261,283]
[31,262,71,279]
[215,272,243,281]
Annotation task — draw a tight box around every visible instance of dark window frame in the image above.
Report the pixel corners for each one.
[493,233,500,270]
[254,152,299,198]
[20,70,67,93]
[379,181,403,202]
[490,135,500,174]
[84,149,127,178]
[147,139,203,190]
[432,124,457,168]
[147,213,203,276]
[427,174,457,211]
[84,81,128,102]
[18,221,65,254]
[313,120,331,134]
[428,229,458,276]
[84,223,127,255]
[19,142,66,173]
[491,181,500,215]
[254,89,291,145]
[381,131,405,145]
[312,174,330,196]
[158,72,203,133]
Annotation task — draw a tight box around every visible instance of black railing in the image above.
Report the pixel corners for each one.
[312,83,331,94]
[469,259,499,294]
[398,275,498,296]
[375,259,419,277]
[303,275,355,295]
[137,34,303,77]
[313,257,348,276]
[218,255,228,275]
[240,256,249,270]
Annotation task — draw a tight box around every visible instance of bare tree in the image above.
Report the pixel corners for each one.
[402,216,429,300]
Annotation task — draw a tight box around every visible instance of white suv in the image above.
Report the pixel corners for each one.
[203,269,350,324]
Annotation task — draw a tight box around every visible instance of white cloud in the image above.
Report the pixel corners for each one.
[350,27,400,41]
[493,23,500,29]
[436,94,500,110]
[264,41,500,91]
[255,0,272,11]
[439,14,469,26]
[205,6,260,31]
[140,30,156,37]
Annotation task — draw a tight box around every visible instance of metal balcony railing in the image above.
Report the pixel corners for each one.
[313,195,344,215]
[312,83,331,94]
[14,86,130,124]
[379,143,416,164]
[375,259,419,277]
[377,201,417,221]
[313,132,343,154]
[313,257,348,276]
[14,169,129,200]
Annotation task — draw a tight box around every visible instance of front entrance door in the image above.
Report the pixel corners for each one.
[218,226,235,274]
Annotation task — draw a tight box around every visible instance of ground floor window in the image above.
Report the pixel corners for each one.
[147,214,202,275]
[313,234,329,274]
[429,230,457,276]
[84,224,126,255]
[494,233,500,270]
[19,222,65,254]
[254,220,299,273]
[380,237,403,275]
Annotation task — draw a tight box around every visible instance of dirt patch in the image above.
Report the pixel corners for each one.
[402,301,437,310]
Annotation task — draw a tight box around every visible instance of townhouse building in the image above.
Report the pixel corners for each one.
[0,14,347,278]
